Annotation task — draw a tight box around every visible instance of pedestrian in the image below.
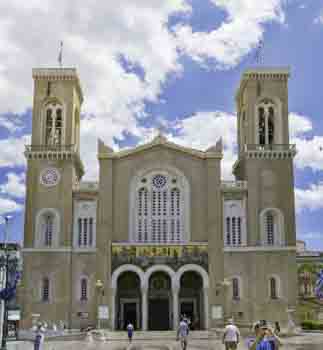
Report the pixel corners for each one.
[247,320,282,350]
[222,318,240,350]
[177,317,190,350]
[33,322,45,350]
[274,322,280,336]
[126,321,134,343]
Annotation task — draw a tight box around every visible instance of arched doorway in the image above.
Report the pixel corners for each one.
[116,271,141,330]
[179,271,203,330]
[148,271,172,330]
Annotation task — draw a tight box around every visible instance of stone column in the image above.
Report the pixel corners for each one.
[203,288,209,330]
[111,288,116,330]
[173,286,180,330]
[142,287,148,331]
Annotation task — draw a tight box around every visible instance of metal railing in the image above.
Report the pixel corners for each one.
[25,144,77,152]
[244,144,296,152]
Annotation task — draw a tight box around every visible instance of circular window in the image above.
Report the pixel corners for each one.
[40,168,60,187]
[152,174,167,189]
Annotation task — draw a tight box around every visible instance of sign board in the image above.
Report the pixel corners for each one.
[77,312,89,319]
[212,305,223,320]
[98,305,109,320]
[8,310,21,321]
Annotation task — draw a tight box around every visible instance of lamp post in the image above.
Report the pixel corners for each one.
[0,216,20,350]
[95,279,104,330]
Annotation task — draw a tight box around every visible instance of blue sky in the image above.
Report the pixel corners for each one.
[0,0,323,250]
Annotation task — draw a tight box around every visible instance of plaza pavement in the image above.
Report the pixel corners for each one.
[5,333,323,350]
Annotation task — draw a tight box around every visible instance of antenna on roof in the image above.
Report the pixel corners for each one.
[58,41,63,67]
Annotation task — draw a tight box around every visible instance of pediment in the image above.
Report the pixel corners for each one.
[97,134,222,160]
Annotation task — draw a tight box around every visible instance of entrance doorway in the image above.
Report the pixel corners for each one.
[148,298,170,330]
[148,271,172,330]
[180,300,195,322]
[122,301,138,329]
[116,271,141,330]
[179,271,203,329]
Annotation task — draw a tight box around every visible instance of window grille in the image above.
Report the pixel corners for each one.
[232,278,240,299]
[270,277,278,299]
[44,215,53,247]
[135,174,184,242]
[81,278,88,301]
[266,213,274,245]
[42,278,50,302]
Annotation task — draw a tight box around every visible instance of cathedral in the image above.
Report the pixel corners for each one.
[20,67,297,331]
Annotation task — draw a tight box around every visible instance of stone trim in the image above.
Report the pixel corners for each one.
[224,246,296,252]
[98,135,222,160]
[32,68,83,103]
[22,247,97,253]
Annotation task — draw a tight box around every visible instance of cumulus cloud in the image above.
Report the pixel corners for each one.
[0,173,25,199]
[0,135,30,168]
[314,8,323,24]
[288,112,323,172]
[0,197,22,217]
[175,0,286,68]
[168,111,237,179]
[295,182,323,213]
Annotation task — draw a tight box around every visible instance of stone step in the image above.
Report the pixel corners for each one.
[101,330,213,341]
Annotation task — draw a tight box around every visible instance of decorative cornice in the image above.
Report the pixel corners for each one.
[224,246,296,253]
[24,145,85,178]
[22,247,97,253]
[32,68,83,103]
[98,135,222,160]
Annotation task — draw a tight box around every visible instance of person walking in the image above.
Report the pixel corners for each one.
[247,320,282,350]
[126,321,134,343]
[222,318,240,350]
[33,322,45,350]
[177,317,190,350]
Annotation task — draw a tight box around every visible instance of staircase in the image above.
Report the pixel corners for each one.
[103,330,214,341]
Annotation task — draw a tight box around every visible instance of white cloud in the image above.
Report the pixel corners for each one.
[314,9,323,24]
[287,112,323,172]
[0,197,22,216]
[295,182,323,212]
[168,111,237,179]
[289,112,313,138]
[0,135,30,168]
[175,1,285,68]
[0,173,25,199]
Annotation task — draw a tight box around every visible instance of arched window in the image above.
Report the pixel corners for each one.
[44,101,63,146]
[131,170,189,243]
[74,201,97,248]
[36,208,60,248]
[80,278,88,301]
[42,277,50,302]
[224,201,246,247]
[269,277,278,299]
[266,212,274,245]
[260,208,284,246]
[257,99,276,146]
[232,278,240,300]
[44,214,53,247]
[77,217,94,247]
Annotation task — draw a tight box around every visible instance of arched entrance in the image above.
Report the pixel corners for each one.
[116,271,141,330]
[148,271,172,330]
[179,271,203,330]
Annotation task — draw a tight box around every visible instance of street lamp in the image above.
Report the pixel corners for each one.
[96,280,104,330]
[0,216,20,350]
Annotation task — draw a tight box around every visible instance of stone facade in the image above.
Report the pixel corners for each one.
[19,67,297,330]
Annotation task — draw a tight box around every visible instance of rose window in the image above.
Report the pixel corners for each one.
[152,174,167,188]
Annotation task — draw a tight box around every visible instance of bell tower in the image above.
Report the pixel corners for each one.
[24,68,84,248]
[234,67,296,247]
